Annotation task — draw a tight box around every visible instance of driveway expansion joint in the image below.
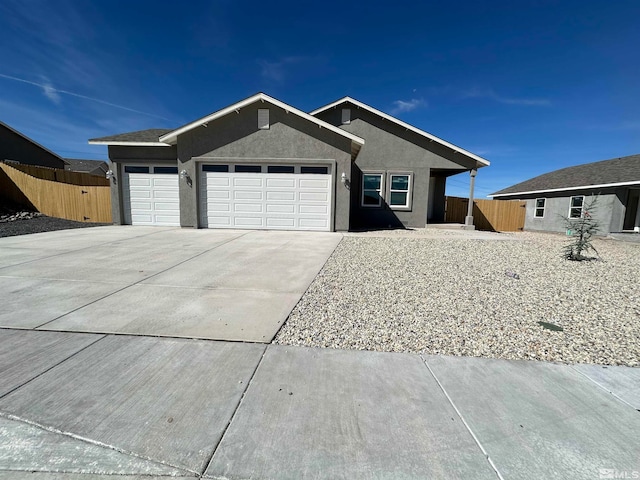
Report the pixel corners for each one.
[202,344,269,475]
[0,411,196,476]
[33,231,253,330]
[420,354,505,480]
[569,365,640,412]
[0,334,107,401]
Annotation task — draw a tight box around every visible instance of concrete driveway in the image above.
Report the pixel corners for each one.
[0,226,341,342]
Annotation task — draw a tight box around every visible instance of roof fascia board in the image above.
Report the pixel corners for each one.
[490,180,640,197]
[310,97,490,167]
[159,93,365,146]
[88,141,171,147]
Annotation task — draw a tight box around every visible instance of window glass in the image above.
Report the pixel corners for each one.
[363,175,381,190]
[267,165,295,173]
[124,166,149,173]
[154,166,178,174]
[202,164,229,172]
[363,191,381,205]
[361,173,383,207]
[536,198,545,208]
[391,175,409,190]
[301,166,328,174]
[390,192,407,205]
[235,165,262,173]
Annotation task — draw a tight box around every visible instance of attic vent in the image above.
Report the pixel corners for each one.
[341,108,351,125]
[258,109,270,130]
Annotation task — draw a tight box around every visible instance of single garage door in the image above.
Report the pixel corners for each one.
[122,165,180,226]
[200,163,333,231]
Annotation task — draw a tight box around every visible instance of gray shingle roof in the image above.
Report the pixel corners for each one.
[64,158,109,174]
[89,129,172,143]
[492,154,640,196]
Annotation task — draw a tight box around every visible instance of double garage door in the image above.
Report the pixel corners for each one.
[122,163,333,231]
[199,163,333,231]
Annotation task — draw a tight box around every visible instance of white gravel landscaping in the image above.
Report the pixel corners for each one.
[274,230,640,366]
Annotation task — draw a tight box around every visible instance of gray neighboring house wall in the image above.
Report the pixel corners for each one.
[490,154,640,234]
[89,93,489,231]
[0,121,67,169]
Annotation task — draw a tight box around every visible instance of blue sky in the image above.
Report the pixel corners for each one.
[1,0,638,198]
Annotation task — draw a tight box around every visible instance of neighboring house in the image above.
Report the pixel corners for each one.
[490,154,640,234]
[64,158,109,176]
[0,120,67,169]
[89,93,489,231]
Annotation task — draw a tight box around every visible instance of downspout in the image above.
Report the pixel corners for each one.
[464,167,477,230]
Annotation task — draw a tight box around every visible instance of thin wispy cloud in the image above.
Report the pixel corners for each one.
[0,73,169,120]
[390,98,427,115]
[462,87,551,106]
[258,56,305,82]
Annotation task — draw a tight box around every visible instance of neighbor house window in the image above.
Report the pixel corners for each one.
[361,173,383,207]
[258,109,269,129]
[388,174,411,209]
[534,198,546,218]
[569,196,584,218]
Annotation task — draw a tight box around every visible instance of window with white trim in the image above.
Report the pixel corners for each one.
[569,196,584,218]
[341,108,351,124]
[361,173,383,207]
[389,174,411,209]
[534,198,546,218]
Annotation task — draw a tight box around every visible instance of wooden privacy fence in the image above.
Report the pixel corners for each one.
[445,196,525,232]
[7,162,109,186]
[0,162,112,223]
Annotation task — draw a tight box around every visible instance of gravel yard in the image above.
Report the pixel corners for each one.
[0,207,109,238]
[275,230,640,366]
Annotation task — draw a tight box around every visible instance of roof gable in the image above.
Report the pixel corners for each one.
[158,93,365,148]
[490,154,640,197]
[310,97,489,167]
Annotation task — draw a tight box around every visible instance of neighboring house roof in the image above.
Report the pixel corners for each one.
[0,120,68,165]
[158,93,366,150]
[490,154,640,197]
[310,97,490,167]
[64,158,109,176]
[88,129,173,146]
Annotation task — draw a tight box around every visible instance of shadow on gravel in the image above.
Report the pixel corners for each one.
[0,216,110,238]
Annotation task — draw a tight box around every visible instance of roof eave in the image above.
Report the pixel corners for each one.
[490,180,640,197]
[310,97,490,167]
[88,141,171,147]
[158,93,365,146]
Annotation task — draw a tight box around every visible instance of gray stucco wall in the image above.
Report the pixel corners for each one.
[176,102,353,230]
[315,106,473,229]
[0,125,66,169]
[107,145,178,225]
[499,187,629,234]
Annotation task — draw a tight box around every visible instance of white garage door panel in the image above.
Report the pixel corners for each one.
[200,167,332,231]
[123,169,180,227]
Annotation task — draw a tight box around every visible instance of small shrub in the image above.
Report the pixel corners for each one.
[562,195,601,261]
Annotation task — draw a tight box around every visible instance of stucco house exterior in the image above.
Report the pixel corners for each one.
[490,154,640,234]
[0,120,67,169]
[89,93,489,231]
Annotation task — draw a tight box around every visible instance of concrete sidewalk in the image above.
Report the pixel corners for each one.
[0,329,638,479]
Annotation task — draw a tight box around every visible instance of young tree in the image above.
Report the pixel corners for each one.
[562,195,601,261]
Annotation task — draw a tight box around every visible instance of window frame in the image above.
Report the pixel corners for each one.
[569,195,585,219]
[387,172,413,211]
[360,172,385,208]
[534,198,546,218]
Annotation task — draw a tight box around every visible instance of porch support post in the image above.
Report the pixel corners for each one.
[463,168,477,230]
